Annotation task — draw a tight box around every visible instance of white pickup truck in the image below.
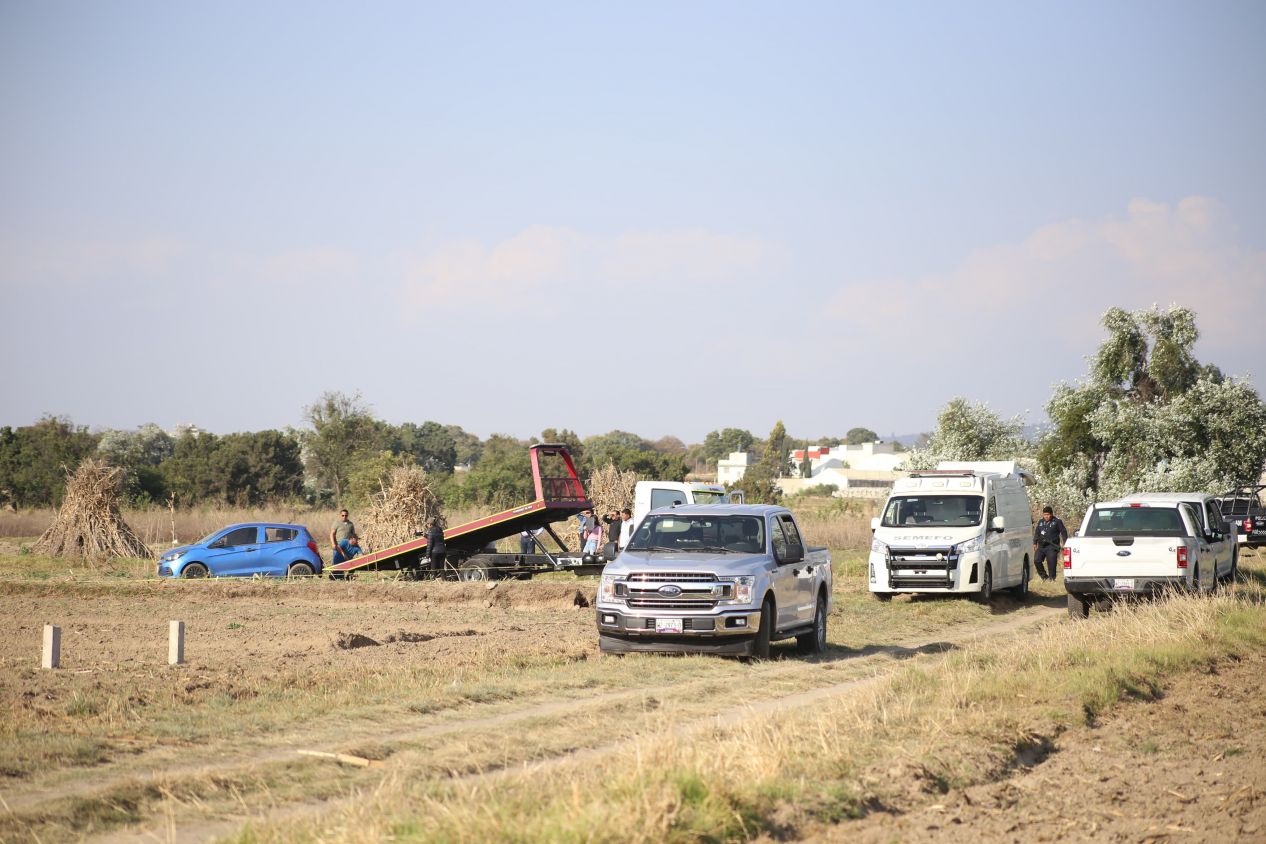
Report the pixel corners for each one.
[596,504,831,658]
[1063,493,1236,618]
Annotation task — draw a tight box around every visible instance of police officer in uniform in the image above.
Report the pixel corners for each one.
[1032,505,1068,581]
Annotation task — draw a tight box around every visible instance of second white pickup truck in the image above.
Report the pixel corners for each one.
[1063,493,1235,618]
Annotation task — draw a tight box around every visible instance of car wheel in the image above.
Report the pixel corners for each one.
[873,591,893,602]
[751,596,774,660]
[797,593,827,655]
[287,562,314,578]
[458,559,490,581]
[975,562,993,604]
[1015,559,1030,600]
[1067,592,1090,619]
[181,563,208,579]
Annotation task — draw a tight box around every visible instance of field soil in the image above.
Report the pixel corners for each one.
[816,651,1266,843]
[2,550,1263,843]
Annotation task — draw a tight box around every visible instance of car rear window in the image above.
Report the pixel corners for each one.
[265,527,298,543]
[1084,507,1188,537]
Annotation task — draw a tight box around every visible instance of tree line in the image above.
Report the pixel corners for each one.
[0,394,881,511]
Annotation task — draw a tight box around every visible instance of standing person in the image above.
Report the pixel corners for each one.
[1032,505,1069,581]
[618,508,635,550]
[582,516,603,556]
[602,511,622,545]
[425,518,446,577]
[519,527,543,555]
[330,508,357,563]
[577,509,595,550]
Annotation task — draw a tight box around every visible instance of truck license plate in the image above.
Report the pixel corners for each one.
[1113,578,1135,591]
[655,618,683,634]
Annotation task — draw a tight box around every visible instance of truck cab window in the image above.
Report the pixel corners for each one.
[650,488,684,510]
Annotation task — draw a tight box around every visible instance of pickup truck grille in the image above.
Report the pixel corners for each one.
[621,571,725,609]
[626,572,717,582]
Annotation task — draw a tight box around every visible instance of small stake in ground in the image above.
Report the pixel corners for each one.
[169,620,185,665]
[42,624,60,669]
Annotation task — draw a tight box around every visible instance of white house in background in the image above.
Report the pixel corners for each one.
[717,451,750,486]
[789,441,906,476]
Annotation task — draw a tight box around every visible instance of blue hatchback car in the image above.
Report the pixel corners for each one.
[157,523,324,578]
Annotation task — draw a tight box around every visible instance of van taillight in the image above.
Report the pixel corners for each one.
[1176,546,1188,569]
[1061,547,1072,569]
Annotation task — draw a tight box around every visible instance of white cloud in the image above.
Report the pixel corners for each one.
[829,196,1266,354]
[400,226,773,312]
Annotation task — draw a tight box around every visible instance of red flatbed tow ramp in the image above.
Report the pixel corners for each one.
[326,444,591,576]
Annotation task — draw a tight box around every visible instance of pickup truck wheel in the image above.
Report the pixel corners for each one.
[751,596,774,660]
[797,593,827,655]
[181,563,208,578]
[287,562,314,577]
[975,563,993,604]
[1067,592,1090,619]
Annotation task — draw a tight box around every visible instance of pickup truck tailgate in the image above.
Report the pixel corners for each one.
[1066,536,1184,578]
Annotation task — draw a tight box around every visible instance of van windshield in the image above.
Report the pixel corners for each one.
[692,491,727,504]
[626,515,765,553]
[881,495,983,527]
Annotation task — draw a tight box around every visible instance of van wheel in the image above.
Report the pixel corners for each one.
[287,562,314,577]
[975,563,993,603]
[797,593,827,655]
[1067,592,1090,619]
[1014,559,1030,600]
[751,596,774,660]
[181,563,208,578]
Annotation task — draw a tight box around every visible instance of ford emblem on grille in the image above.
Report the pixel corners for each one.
[1117,550,1131,556]
[658,585,683,597]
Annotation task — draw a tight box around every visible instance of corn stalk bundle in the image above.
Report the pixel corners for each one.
[361,466,444,552]
[32,459,151,560]
[557,462,640,552]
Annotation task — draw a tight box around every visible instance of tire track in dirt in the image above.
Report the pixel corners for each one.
[71,604,1064,843]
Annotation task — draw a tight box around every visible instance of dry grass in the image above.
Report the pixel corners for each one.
[239,577,1266,843]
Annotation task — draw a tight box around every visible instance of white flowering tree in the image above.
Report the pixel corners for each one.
[1034,305,1266,523]
[906,398,1028,471]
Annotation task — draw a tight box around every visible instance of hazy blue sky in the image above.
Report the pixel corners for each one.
[2,1,1264,443]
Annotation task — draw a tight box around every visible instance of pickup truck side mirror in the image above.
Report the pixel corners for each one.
[778,544,804,564]
[990,516,1006,533]
[870,517,880,532]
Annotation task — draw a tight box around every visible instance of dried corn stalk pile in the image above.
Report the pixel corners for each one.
[32,460,151,559]
[554,462,640,551]
[361,466,444,552]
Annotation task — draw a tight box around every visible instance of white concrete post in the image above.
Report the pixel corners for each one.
[168,620,185,665]
[42,624,60,669]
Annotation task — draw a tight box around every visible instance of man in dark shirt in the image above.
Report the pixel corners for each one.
[1032,505,1069,581]
[425,518,446,577]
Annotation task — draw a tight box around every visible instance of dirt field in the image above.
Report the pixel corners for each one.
[1,548,1264,843]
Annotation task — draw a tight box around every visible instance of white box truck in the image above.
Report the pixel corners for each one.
[868,461,1035,602]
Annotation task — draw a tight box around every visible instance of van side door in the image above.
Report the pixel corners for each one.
[984,492,1010,584]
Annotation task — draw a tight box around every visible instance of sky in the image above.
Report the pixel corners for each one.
[2,1,1264,444]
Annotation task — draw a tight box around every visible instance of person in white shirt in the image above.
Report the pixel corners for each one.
[618,508,635,550]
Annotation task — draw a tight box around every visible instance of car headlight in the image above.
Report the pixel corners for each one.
[871,537,888,555]
[599,574,621,603]
[161,551,187,563]
[956,537,983,555]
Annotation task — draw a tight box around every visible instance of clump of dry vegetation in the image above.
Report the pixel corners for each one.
[31,460,150,560]
[359,466,444,552]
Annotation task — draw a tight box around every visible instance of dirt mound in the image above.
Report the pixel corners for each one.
[335,633,381,650]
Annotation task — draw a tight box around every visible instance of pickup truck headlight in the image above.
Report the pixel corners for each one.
[599,574,621,603]
[955,537,983,555]
[733,575,754,604]
[871,537,888,555]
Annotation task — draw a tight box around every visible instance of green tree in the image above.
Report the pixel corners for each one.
[760,421,790,479]
[300,392,389,503]
[845,427,879,445]
[394,421,458,474]
[701,428,755,464]
[0,417,99,507]
[540,428,584,467]
[459,434,534,508]
[1036,305,1266,520]
[97,423,174,503]
[908,399,1026,471]
[211,431,305,505]
[445,424,483,467]
[161,431,222,504]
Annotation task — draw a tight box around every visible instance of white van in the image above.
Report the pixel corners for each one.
[868,461,1035,602]
[631,481,744,529]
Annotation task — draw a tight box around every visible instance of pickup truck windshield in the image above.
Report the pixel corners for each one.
[627,515,765,553]
[1084,507,1188,537]
[881,495,983,527]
